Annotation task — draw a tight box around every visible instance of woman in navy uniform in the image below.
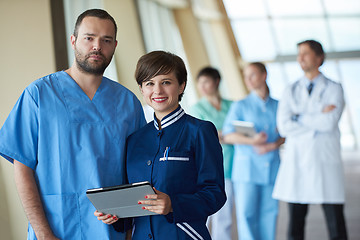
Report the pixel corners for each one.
[96,51,226,240]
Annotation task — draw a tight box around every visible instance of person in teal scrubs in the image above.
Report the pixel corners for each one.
[190,67,234,240]
[223,62,284,240]
[0,9,145,240]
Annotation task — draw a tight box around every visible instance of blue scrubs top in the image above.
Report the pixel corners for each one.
[126,106,226,240]
[223,92,280,185]
[0,71,146,240]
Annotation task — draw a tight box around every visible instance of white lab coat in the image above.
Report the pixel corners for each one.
[273,73,346,204]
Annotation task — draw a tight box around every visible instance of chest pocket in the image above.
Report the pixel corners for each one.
[158,151,195,193]
[159,150,190,162]
[159,150,194,174]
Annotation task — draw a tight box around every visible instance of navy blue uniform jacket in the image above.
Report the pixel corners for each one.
[126,107,226,240]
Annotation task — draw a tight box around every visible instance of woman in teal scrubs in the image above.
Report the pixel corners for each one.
[190,67,234,240]
[223,62,284,240]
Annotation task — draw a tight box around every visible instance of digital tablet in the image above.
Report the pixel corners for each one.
[232,120,256,137]
[86,181,158,218]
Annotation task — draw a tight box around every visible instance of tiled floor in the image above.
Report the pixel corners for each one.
[225,151,360,240]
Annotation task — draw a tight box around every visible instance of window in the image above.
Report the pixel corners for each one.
[223,0,360,149]
[136,0,197,118]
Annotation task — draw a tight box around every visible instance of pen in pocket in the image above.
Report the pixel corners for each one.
[163,147,170,161]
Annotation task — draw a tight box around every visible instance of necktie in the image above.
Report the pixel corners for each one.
[307,83,314,95]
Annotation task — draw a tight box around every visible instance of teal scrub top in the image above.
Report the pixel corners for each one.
[190,97,234,179]
[0,71,146,240]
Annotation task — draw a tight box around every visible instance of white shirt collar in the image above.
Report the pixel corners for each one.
[302,72,323,87]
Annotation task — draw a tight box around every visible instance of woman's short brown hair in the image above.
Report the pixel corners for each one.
[135,51,187,101]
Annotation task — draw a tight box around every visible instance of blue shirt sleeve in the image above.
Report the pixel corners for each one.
[170,121,226,222]
[134,100,147,129]
[0,88,39,169]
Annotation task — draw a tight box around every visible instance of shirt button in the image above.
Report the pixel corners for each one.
[148,233,152,239]
[147,160,152,166]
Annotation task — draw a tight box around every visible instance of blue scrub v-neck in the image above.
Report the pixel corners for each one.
[58,71,113,123]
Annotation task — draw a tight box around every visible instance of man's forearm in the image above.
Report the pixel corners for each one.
[14,160,58,240]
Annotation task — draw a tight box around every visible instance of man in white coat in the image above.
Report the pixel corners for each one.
[273,40,348,240]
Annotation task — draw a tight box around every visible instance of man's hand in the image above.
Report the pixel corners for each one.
[323,104,336,113]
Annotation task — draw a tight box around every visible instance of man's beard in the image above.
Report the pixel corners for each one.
[75,50,111,75]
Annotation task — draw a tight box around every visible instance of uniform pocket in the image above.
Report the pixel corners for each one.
[41,194,81,239]
[159,151,195,193]
[159,151,190,161]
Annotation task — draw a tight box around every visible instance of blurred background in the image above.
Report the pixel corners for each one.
[0,0,359,239]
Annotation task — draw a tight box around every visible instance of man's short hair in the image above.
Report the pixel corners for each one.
[73,9,117,39]
[297,39,325,66]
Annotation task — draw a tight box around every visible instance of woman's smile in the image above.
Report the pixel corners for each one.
[152,97,168,103]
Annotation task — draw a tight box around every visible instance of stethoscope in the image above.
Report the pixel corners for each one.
[291,76,328,106]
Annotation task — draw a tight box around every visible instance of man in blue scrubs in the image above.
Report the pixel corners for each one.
[0,9,145,240]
